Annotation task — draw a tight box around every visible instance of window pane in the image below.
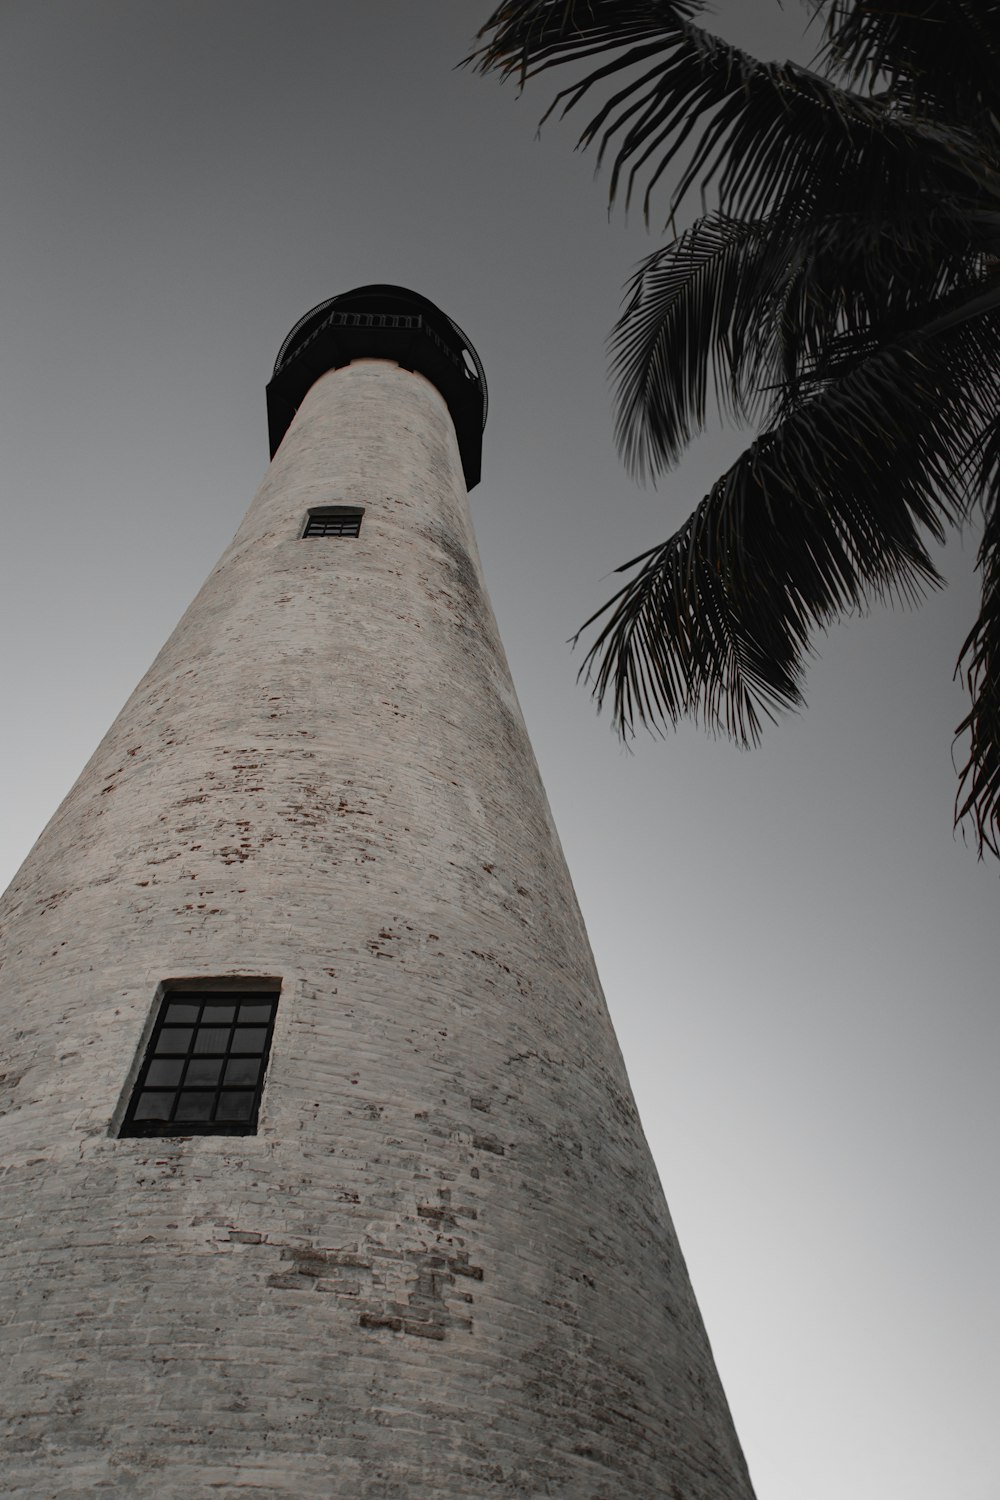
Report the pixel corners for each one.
[193,1026,231,1054]
[120,982,280,1138]
[145,1059,184,1087]
[165,1002,200,1023]
[238,1003,274,1023]
[174,1093,215,1121]
[201,1003,236,1023]
[224,1056,261,1086]
[216,1091,255,1121]
[304,509,363,538]
[134,1092,173,1120]
[154,1026,193,1053]
[185,1058,223,1085]
[233,1027,268,1052]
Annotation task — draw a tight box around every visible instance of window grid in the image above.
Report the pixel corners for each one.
[303,508,363,538]
[120,992,278,1137]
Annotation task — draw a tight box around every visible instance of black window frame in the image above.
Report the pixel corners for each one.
[301,505,364,538]
[119,985,280,1138]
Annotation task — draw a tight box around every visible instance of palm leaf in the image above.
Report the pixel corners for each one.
[610,216,775,477]
[472,0,985,223]
[473,0,707,80]
[579,312,1000,742]
[476,0,1000,855]
[822,0,1000,125]
[611,199,993,479]
[956,422,1000,856]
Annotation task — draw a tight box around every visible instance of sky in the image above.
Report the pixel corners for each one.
[1,4,997,1499]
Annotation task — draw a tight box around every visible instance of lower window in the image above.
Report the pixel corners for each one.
[119,984,279,1137]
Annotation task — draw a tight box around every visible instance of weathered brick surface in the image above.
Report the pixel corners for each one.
[0,359,755,1498]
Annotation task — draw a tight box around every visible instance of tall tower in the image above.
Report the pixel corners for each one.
[0,287,755,1500]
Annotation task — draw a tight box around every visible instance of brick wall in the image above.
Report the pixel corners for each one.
[0,359,755,1499]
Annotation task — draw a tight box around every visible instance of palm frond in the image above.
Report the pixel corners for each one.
[579,314,1000,741]
[477,0,1000,855]
[473,0,707,82]
[610,217,776,477]
[611,200,992,479]
[472,0,985,223]
[955,428,1000,856]
[822,0,1000,125]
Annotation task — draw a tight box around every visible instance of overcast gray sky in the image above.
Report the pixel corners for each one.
[1,4,997,1499]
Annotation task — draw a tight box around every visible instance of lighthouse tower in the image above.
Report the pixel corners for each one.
[0,287,755,1500]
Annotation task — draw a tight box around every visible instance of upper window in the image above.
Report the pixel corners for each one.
[302,505,364,538]
[119,986,279,1137]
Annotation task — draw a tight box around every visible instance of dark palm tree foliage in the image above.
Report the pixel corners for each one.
[472,0,1000,856]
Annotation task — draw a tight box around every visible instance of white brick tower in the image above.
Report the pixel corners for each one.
[0,287,755,1500]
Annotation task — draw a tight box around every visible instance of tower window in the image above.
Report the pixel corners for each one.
[119,986,279,1137]
[302,505,364,538]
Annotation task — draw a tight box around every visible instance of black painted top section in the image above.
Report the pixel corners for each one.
[267,285,487,489]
